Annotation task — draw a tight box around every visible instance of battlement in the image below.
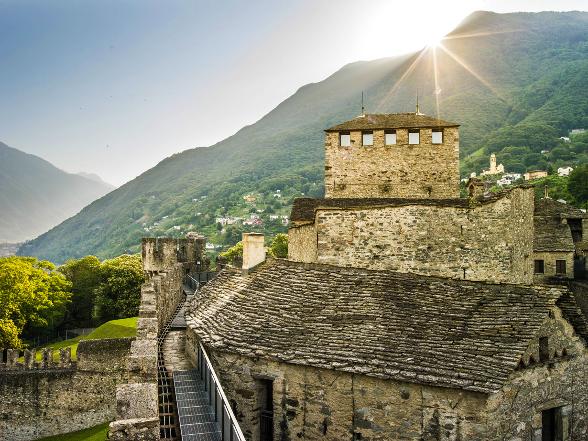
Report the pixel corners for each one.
[0,347,73,371]
[142,233,206,273]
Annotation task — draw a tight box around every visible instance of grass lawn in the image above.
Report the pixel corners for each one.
[35,422,109,441]
[25,317,138,362]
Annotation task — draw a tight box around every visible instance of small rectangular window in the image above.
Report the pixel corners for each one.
[432,130,443,144]
[556,260,567,274]
[385,130,397,145]
[362,131,373,146]
[408,130,420,145]
[534,260,545,274]
[340,132,351,147]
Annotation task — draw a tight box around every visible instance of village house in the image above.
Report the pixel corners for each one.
[181,112,588,441]
[524,170,548,180]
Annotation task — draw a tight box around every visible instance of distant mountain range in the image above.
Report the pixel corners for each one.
[18,10,588,263]
[0,142,114,243]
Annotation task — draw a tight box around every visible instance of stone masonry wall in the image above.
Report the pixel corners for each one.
[486,309,588,440]
[324,128,460,199]
[110,235,202,440]
[287,224,317,263]
[189,337,488,441]
[533,251,575,284]
[187,306,588,441]
[0,338,132,441]
[309,187,535,284]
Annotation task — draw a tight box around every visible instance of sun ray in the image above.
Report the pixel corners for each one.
[375,49,428,112]
[432,46,441,119]
[437,43,508,104]
[442,29,522,41]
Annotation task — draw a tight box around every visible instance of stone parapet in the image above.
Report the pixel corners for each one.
[108,418,159,441]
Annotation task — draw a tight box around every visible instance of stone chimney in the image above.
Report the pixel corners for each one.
[242,233,266,273]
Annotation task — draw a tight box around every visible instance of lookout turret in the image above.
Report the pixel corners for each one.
[324,113,460,198]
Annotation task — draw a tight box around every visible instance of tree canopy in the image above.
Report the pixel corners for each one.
[568,164,588,207]
[0,257,71,348]
[268,233,288,258]
[93,254,145,322]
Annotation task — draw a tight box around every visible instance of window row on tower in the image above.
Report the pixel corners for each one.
[339,129,444,147]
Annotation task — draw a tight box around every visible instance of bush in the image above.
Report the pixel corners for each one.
[268,234,288,258]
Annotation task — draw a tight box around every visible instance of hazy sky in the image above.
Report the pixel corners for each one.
[1,0,587,186]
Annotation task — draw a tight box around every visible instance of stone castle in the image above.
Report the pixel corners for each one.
[2,112,588,441]
[182,113,588,440]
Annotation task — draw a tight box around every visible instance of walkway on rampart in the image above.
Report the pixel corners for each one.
[159,289,221,441]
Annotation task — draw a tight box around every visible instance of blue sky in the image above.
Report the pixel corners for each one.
[1,0,587,185]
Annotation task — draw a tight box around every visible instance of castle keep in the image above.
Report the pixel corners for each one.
[324,113,460,199]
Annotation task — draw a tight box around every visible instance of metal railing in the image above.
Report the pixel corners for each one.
[185,272,218,292]
[197,342,246,441]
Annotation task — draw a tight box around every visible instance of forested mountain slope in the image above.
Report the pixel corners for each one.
[19,11,588,262]
[0,142,114,242]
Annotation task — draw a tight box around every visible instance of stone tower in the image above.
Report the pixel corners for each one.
[324,113,460,198]
[490,153,497,172]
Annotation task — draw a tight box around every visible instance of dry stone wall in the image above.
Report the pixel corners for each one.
[533,251,575,284]
[324,128,460,199]
[304,187,535,284]
[188,313,588,441]
[486,310,588,440]
[0,338,132,441]
[198,342,488,441]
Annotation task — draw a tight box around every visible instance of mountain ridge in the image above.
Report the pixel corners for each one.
[0,142,114,242]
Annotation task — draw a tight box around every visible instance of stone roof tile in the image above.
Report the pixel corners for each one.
[186,259,564,394]
[325,113,459,132]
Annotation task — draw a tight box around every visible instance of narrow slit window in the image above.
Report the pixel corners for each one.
[362,131,373,146]
[534,259,545,274]
[408,130,420,145]
[432,130,443,144]
[539,337,549,362]
[556,259,566,274]
[385,130,397,145]
[340,132,351,147]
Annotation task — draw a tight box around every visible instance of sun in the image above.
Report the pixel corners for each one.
[424,32,444,49]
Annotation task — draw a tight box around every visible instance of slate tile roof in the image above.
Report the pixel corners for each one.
[556,291,588,341]
[534,216,575,252]
[290,189,525,223]
[325,113,460,132]
[186,259,566,394]
[535,197,587,218]
[533,198,582,252]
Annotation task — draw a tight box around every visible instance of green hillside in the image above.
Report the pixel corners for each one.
[19,11,588,263]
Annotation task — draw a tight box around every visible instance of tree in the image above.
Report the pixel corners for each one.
[268,233,288,258]
[59,256,102,328]
[93,254,144,322]
[568,164,588,207]
[219,242,243,266]
[0,257,71,348]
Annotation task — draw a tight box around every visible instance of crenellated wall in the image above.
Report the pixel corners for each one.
[0,338,133,441]
[109,233,208,441]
